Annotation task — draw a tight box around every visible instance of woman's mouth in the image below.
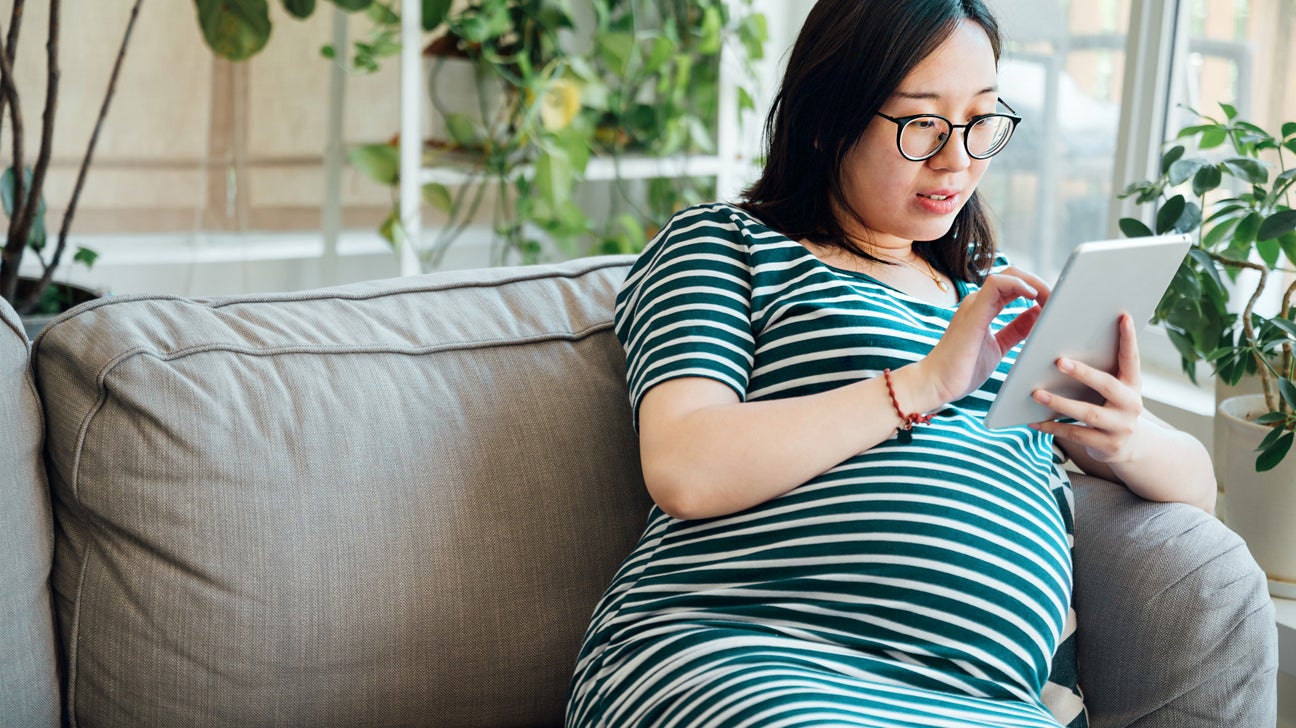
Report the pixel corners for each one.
[916,190,959,214]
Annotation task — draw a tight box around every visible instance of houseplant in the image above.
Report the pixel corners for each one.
[0,0,140,324]
[346,0,768,268]
[0,0,384,332]
[1118,104,1296,469]
[1118,105,1296,597]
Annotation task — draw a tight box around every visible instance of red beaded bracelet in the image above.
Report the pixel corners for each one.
[883,368,932,443]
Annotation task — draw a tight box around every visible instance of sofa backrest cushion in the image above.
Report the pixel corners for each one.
[0,299,61,728]
[34,256,652,727]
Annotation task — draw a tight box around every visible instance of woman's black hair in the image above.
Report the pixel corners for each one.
[739,0,1003,283]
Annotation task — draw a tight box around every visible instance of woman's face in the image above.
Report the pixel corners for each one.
[839,20,1000,250]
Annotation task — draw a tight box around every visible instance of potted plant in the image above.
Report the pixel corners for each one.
[1118,104,1296,596]
[346,0,768,269]
[0,0,143,337]
[0,0,385,338]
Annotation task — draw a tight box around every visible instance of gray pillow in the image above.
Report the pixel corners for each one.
[35,257,651,727]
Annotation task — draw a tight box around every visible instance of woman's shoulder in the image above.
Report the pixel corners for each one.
[654,202,777,243]
[631,203,786,269]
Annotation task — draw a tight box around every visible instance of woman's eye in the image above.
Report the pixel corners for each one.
[911,119,939,130]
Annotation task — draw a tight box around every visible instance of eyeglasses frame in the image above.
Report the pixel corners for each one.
[874,98,1022,162]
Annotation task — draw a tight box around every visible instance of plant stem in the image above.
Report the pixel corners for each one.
[0,0,26,144]
[0,26,27,304]
[1284,278,1296,412]
[26,0,143,313]
[14,0,59,311]
[1213,250,1279,412]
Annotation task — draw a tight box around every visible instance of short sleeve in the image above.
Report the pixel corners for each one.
[613,206,756,430]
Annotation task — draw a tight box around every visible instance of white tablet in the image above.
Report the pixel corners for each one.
[983,233,1192,430]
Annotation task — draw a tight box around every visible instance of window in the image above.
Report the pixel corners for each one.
[979,0,1132,273]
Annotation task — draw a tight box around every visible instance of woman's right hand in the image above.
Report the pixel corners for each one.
[920,266,1050,404]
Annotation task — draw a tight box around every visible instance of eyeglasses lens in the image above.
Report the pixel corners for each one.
[900,115,1014,160]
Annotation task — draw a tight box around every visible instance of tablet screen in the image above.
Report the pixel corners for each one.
[983,234,1192,430]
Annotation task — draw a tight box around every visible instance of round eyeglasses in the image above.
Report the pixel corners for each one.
[874,99,1021,161]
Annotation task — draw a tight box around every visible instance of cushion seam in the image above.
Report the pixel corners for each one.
[37,258,632,326]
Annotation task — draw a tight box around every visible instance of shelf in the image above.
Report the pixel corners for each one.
[416,153,734,187]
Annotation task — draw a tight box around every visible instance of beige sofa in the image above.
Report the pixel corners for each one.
[1,255,1277,727]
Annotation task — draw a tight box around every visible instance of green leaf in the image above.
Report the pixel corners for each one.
[1177,123,1218,139]
[423,0,452,31]
[1281,231,1296,268]
[1168,261,1203,302]
[1258,209,1296,241]
[1256,412,1288,425]
[1118,217,1154,238]
[1192,164,1222,197]
[195,0,272,61]
[1187,247,1225,292]
[1283,121,1296,140]
[1256,430,1294,472]
[1168,157,1206,186]
[347,143,400,185]
[1257,237,1280,268]
[421,182,452,214]
[1220,102,1238,120]
[738,86,754,112]
[1,166,22,216]
[739,13,768,61]
[1202,214,1241,250]
[1175,200,1202,233]
[1160,145,1185,173]
[1156,195,1185,234]
[1221,156,1269,184]
[597,32,635,77]
[282,0,315,17]
[444,113,482,149]
[533,148,574,207]
[73,246,98,269]
[1,166,47,250]
[1232,211,1263,249]
[697,5,723,54]
[643,36,676,75]
[1200,126,1228,149]
[378,208,402,247]
[1282,378,1296,410]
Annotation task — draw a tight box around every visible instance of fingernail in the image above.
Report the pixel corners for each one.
[1057,358,1074,373]
[1033,390,1050,404]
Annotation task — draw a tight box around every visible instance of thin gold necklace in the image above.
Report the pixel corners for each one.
[871,250,949,292]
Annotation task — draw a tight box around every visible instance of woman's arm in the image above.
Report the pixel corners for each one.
[639,269,1047,520]
[1030,314,1217,513]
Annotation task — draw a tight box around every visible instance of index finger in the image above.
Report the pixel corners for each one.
[994,265,1053,309]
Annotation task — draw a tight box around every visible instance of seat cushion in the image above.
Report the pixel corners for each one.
[34,256,652,727]
[0,299,61,728]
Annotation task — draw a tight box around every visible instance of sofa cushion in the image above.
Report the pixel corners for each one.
[1072,474,1276,727]
[0,299,61,728]
[34,256,652,727]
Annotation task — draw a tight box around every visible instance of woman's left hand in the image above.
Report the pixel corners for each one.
[1028,313,1144,464]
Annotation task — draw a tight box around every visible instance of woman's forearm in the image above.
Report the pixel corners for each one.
[638,364,941,520]
[1063,412,1218,514]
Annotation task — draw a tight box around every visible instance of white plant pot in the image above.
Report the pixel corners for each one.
[1217,393,1296,598]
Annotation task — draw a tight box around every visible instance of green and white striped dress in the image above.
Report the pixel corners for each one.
[567,203,1078,727]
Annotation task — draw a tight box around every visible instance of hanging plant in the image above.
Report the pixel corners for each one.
[347,0,768,268]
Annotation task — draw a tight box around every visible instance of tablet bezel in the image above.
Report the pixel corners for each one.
[982,233,1192,430]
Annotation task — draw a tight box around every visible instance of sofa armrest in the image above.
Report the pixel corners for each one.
[1071,474,1276,728]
